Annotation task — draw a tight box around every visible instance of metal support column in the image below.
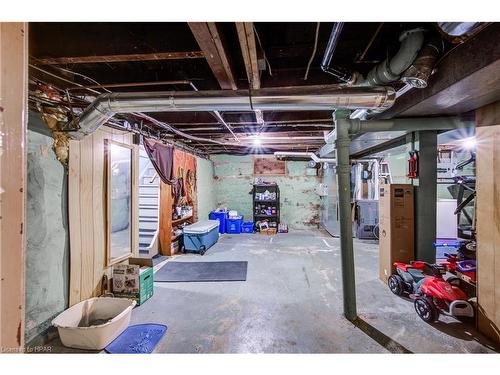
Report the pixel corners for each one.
[414,130,437,263]
[333,110,358,321]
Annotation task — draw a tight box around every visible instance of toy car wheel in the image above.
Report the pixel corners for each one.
[199,246,206,256]
[414,296,439,323]
[180,245,185,254]
[388,275,404,296]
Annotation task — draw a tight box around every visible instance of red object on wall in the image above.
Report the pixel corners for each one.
[407,151,419,179]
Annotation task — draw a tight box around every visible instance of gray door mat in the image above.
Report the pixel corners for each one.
[154,261,248,282]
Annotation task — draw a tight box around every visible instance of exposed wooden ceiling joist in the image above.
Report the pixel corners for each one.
[235,22,261,90]
[188,22,237,90]
[34,51,205,65]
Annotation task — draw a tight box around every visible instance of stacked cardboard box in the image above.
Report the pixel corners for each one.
[379,184,414,283]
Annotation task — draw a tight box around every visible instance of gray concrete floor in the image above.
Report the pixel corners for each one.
[128,229,498,353]
[48,229,499,353]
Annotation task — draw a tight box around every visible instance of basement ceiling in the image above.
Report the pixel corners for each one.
[28,22,499,155]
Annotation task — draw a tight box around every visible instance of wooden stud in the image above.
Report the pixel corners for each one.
[159,181,174,256]
[68,140,83,306]
[0,22,28,350]
[235,22,261,90]
[92,131,105,297]
[34,51,204,65]
[79,134,95,301]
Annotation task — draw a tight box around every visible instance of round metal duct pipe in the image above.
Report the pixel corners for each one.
[69,85,396,140]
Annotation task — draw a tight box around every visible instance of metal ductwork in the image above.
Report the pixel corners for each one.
[401,38,442,88]
[273,151,336,163]
[361,28,425,86]
[69,85,396,139]
[321,23,356,84]
[321,25,428,94]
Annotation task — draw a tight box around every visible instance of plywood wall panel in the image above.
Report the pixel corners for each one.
[69,127,137,304]
[476,101,500,344]
[494,131,500,331]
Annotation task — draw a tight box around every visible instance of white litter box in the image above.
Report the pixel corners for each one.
[52,297,136,350]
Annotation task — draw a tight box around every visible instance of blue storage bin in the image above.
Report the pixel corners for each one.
[183,220,220,255]
[241,222,254,233]
[209,210,228,234]
[226,216,243,234]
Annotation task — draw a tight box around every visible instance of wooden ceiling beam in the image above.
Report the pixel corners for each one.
[188,22,237,90]
[33,51,204,65]
[235,22,260,90]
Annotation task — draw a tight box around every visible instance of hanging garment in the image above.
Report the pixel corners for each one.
[172,177,185,205]
[142,136,175,185]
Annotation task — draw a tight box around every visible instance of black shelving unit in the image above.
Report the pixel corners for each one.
[252,183,280,231]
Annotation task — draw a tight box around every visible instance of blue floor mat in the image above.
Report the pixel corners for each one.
[105,324,167,354]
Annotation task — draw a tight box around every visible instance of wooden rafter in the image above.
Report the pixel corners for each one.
[235,22,260,90]
[188,22,237,90]
[34,51,205,65]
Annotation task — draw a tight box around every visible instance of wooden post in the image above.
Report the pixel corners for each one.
[159,181,173,256]
[0,22,28,352]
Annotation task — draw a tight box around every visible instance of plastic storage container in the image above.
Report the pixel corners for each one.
[183,219,220,255]
[241,221,254,233]
[209,210,228,234]
[226,216,244,234]
[52,297,136,350]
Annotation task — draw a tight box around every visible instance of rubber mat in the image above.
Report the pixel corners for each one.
[155,261,248,282]
[105,324,167,354]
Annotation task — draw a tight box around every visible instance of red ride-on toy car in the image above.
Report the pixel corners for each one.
[388,261,474,323]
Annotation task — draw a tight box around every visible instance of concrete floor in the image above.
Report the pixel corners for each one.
[128,229,498,353]
[50,229,499,353]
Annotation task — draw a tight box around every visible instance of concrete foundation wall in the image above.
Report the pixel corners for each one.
[196,157,216,221]
[25,112,69,344]
[212,155,320,229]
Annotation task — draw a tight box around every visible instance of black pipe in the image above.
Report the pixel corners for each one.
[321,23,354,83]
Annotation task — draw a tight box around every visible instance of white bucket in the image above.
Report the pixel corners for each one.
[52,297,136,350]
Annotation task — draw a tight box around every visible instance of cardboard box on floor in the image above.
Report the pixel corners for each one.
[379,184,414,283]
[112,262,154,305]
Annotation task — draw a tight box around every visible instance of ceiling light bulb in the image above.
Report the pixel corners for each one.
[462,137,477,150]
[252,134,262,146]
